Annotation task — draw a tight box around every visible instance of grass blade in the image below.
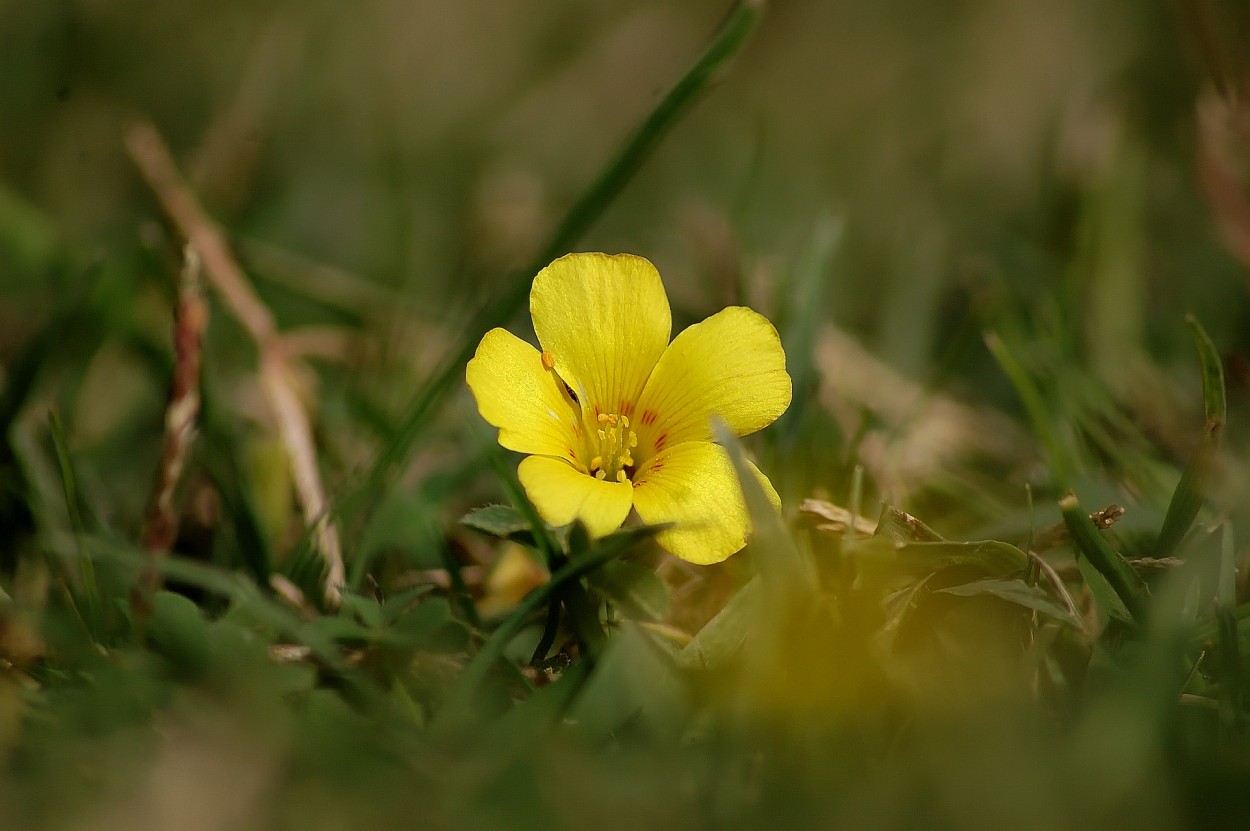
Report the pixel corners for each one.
[1156,315,1226,557]
[48,409,103,638]
[984,331,1075,488]
[1061,492,1148,622]
[712,419,808,591]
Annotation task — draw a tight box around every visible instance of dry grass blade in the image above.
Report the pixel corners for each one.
[137,246,207,599]
[125,122,345,605]
[815,325,1029,499]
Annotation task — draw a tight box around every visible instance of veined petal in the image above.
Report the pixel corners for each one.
[631,441,780,565]
[518,455,634,538]
[466,328,583,465]
[633,306,791,458]
[530,253,670,418]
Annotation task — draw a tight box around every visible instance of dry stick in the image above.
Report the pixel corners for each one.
[125,122,346,605]
[139,246,207,565]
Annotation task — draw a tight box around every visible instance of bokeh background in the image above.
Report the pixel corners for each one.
[4,1,1250,828]
[6,0,1250,536]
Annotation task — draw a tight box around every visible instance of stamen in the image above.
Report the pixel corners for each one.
[582,408,639,484]
[541,350,556,370]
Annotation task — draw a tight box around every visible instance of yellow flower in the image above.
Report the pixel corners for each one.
[466,253,791,564]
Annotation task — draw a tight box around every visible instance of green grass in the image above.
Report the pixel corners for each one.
[4,0,1250,828]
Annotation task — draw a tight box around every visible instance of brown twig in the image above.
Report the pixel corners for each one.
[138,246,207,597]
[125,121,345,605]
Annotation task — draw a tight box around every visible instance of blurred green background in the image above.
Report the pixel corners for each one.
[4,1,1250,828]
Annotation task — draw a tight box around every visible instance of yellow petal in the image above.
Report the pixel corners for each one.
[518,455,634,537]
[530,253,670,418]
[466,328,584,465]
[631,441,780,565]
[633,307,791,459]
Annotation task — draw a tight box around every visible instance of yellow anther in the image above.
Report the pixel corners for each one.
[541,350,555,370]
[583,410,639,484]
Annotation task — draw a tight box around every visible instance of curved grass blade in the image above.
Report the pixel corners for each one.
[1156,315,1226,558]
[984,331,1075,488]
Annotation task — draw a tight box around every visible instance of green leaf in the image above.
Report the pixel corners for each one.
[380,585,437,625]
[565,623,686,742]
[147,590,211,680]
[588,560,672,622]
[460,504,534,543]
[390,597,452,639]
[339,592,385,629]
[301,615,372,647]
[938,578,1083,628]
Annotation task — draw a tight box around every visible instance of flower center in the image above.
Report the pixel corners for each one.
[589,412,637,483]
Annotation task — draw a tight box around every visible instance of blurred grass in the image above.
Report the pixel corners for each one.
[5,0,1250,828]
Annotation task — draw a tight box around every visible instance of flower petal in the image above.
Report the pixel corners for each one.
[530,253,671,417]
[466,328,583,465]
[633,306,791,458]
[631,441,780,565]
[518,455,634,538]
